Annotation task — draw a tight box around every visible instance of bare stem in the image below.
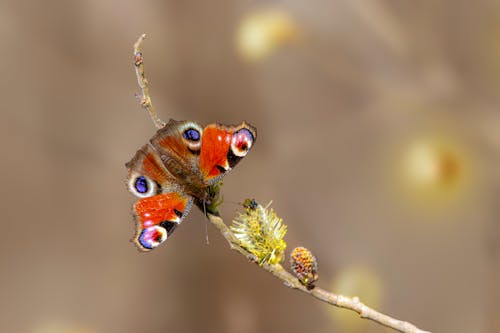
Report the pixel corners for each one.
[131,34,430,333]
[207,213,432,333]
[133,34,165,129]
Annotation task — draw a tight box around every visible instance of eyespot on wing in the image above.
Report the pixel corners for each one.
[231,127,255,157]
[138,225,168,250]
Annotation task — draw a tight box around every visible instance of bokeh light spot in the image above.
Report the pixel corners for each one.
[398,136,470,208]
[236,10,298,62]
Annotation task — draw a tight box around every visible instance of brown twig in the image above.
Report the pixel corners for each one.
[207,213,432,333]
[133,34,165,129]
[132,34,431,333]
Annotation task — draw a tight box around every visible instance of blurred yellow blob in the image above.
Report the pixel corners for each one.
[236,10,298,62]
[327,265,384,332]
[399,137,468,206]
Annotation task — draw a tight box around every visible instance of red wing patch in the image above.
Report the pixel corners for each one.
[199,126,232,180]
[132,192,192,251]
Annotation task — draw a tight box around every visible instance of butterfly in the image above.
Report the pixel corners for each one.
[125,119,256,252]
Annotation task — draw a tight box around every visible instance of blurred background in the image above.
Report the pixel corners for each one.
[1,1,499,332]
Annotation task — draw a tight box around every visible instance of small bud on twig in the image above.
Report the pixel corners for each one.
[290,246,319,289]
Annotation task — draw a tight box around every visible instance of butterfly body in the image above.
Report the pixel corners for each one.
[126,119,256,251]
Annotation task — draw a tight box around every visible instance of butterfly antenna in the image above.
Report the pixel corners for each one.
[203,200,210,245]
[133,34,166,129]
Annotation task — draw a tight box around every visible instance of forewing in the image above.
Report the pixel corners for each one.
[125,143,180,196]
[150,119,201,175]
[199,122,256,184]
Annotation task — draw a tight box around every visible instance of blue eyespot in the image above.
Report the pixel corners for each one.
[230,128,254,157]
[183,128,200,141]
[134,176,148,193]
[139,226,167,249]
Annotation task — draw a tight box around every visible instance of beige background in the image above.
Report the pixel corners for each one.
[1,1,499,333]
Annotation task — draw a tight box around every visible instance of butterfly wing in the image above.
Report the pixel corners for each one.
[199,122,257,184]
[149,119,206,199]
[132,192,192,251]
[125,119,256,251]
[126,144,192,252]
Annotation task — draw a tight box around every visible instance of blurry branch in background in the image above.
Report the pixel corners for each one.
[133,34,431,333]
[133,34,165,129]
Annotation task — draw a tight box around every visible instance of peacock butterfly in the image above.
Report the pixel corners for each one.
[125,119,256,251]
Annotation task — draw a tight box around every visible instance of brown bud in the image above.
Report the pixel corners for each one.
[290,246,318,289]
[134,52,143,66]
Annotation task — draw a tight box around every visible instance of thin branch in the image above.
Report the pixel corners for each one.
[133,34,165,129]
[207,213,432,333]
[131,34,431,333]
